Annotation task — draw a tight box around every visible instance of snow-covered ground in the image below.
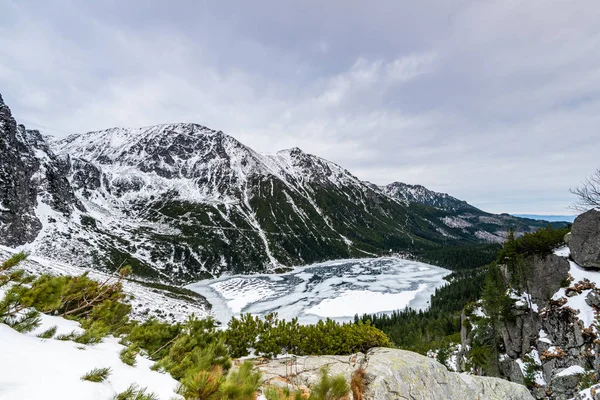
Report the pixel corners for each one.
[187,257,450,324]
[0,313,181,400]
[0,245,209,323]
[553,246,600,330]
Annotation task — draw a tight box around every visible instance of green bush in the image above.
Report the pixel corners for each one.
[126,318,182,360]
[218,361,262,399]
[0,252,28,272]
[308,366,349,400]
[177,366,224,400]
[177,361,261,400]
[497,225,570,263]
[3,309,41,333]
[0,264,132,346]
[81,367,111,382]
[114,384,159,400]
[263,386,304,400]
[120,344,140,366]
[154,316,230,380]
[37,325,58,339]
[225,313,391,359]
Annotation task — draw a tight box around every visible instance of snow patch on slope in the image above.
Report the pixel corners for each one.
[0,318,181,400]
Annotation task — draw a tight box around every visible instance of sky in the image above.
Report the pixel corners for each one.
[0,0,598,215]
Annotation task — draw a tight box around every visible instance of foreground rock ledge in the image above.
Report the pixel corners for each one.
[256,347,534,400]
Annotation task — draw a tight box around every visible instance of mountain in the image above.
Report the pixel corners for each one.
[381,182,475,211]
[381,182,565,243]
[0,94,563,283]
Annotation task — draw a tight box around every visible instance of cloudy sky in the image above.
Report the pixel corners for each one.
[1,0,598,215]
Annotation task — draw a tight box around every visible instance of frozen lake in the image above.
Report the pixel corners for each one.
[186,257,450,325]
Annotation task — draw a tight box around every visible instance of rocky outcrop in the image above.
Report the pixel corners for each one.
[529,255,571,307]
[0,94,84,248]
[570,209,600,269]
[364,348,533,400]
[500,254,570,309]
[0,94,42,245]
[255,347,534,400]
[502,303,541,359]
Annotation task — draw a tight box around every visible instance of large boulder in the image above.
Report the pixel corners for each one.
[364,348,534,400]
[570,209,600,269]
[255,348,534,399]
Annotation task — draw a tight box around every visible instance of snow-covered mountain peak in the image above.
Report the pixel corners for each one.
[267,147,364,189]
[54,123,229,163]
[382,181,474,211]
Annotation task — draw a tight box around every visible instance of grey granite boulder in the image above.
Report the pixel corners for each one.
[363,348,534,400]
[255,347,534,400]
[570,209,600,269]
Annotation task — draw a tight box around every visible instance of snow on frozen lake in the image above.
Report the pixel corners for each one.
[187,257,450,324]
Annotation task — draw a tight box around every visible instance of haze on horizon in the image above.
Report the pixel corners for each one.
[1,0,598,215]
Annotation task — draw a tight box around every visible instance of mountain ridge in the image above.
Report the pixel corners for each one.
[0,94,564,283]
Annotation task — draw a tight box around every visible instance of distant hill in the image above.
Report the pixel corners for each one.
[512,214,576,223]
[380,182,568,243]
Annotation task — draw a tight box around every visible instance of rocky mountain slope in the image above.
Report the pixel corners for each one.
[382,181,563,243]
[0,93,561,283]
[459,208,600,399]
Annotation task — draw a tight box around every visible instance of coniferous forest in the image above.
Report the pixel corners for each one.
[356,243,500,353]
[356,226,571,356]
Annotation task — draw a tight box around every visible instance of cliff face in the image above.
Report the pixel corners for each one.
[0,94,42,245]
[461,208,600,400]
[256,347,534,400]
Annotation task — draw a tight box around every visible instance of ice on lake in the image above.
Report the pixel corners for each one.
[186,257,450,325]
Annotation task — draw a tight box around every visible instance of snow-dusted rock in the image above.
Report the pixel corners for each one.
[570,209,600,269]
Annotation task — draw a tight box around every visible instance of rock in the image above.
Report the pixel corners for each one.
[529,254,571,307]
[570,209,600,269]
[502,308,540,358]
[257,353,364,390]
[255,348,534,399]
[500,358,526,385]
[550,373,582,400]
[0,96,83,248]
[500,254,569,308]
[0,95,42,245]
[585,289,600,308]
[364,348,534,400]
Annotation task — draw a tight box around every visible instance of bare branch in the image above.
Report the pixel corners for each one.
[570,168,600,212]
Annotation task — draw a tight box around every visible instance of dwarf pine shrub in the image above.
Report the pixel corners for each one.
[4,309,41,333]
[225,313,392,358]
[308,366,349,400]
[37,325,58,339]
[0,252,28,272]
[120,344,139,366]
[81,367,112,382]
[114,384,159,400]
[263,386,304,400]
[218,361,262,399]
